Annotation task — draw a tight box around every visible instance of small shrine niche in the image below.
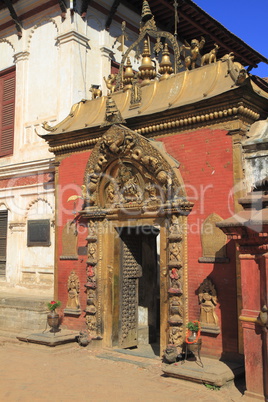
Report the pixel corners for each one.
[64,270,81,316]
[198,277,220,334]
[199,213,229,263]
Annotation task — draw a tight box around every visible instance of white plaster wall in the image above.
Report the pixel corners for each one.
[0,40,14,70]
[26,22,59,121]
[0,0,144,291]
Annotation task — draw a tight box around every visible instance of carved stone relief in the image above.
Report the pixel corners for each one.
[64,270,81,314]
[198,277,220,334]
[84,124,185,210]
[199,213,228,263]
[167,215,184,353]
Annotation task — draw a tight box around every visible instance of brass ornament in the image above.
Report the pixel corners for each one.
[123,57,135,90]
[181,36,205,70]
[158,43,174,80]
[100,95,126,127]
[138,39,156,86]
[201,43,219,66]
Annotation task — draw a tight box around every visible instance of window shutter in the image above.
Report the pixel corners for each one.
[0,210,8,277]
[0,69,15,157]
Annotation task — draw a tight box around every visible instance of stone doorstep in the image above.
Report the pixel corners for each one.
[17,329,79,347]
[162,357,245,387]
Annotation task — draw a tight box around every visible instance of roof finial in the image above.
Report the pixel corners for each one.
[141,1,153,23]
[101,95,126,127]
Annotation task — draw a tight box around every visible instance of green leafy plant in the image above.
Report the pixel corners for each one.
[47,300,61,311]
[204,383,220,391]
[187,320,200,332]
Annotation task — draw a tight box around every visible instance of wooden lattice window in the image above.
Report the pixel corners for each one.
[0,67,15,157]
[0,210,8,277]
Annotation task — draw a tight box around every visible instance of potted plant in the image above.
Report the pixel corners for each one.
[186,320,201,343]
[47,300,61,333]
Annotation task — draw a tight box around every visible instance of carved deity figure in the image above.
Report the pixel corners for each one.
[88,243,97,260]
[169,242,181,261]
[88,220,96,237]
[169,327,183,346]
[66,270,80,310]
[198,278,219,326]
[169,268,181,290]
[182,36,205,70]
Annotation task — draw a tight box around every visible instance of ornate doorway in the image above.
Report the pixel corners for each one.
[79,122,193,354]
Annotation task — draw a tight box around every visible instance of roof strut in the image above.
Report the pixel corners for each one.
[81,0,92,18]
[3,0,22,37]
[105,0,121,30]
[58,0,67,19]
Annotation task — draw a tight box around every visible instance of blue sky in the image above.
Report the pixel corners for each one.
[193,0,268,77]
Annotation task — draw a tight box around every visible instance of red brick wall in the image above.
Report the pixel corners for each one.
[57,151,91,330]
[159,128,238,358]
[56,128,239,357]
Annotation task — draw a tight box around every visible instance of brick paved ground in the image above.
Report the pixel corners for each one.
[0,337,247,402]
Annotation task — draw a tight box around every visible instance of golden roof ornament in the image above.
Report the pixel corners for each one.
[141,0,153,23]
[123,57,135,90]
[138,39,156,86]
[101,95,126,127]
[115,0,182,91]
[159,43,174,80]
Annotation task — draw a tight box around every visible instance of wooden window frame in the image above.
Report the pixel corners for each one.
[0,210,8,277]
[0,66,16,157]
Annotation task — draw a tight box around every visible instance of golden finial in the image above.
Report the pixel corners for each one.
[141,1,153,22]
[138,39,156,86]
[101,95,126,127]
[123,58,135,90]
[158,43,174,80]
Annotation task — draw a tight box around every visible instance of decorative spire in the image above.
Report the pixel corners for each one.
[138,39,156,86]
[123,57,135,90]
[141,1,153,22]
[101,95,126,127]
[158,43,174,80]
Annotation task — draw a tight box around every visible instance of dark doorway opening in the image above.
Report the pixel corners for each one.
[119,225,160,356]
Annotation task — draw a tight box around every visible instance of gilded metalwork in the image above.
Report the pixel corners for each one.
[181,36,205,70]
[103,74,117,94]
[89,85,102,99]
[138,39,156,86]
[101,95,126,127]
[123,58,135,90]
[201,44,219,66]
[115,1,182,90]
[158,43,174,80]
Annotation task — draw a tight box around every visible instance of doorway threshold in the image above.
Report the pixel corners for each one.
[114,344,160,359]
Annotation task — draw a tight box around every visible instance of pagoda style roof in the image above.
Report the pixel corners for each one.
[124,0,268,69]
[41,58,268,138]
